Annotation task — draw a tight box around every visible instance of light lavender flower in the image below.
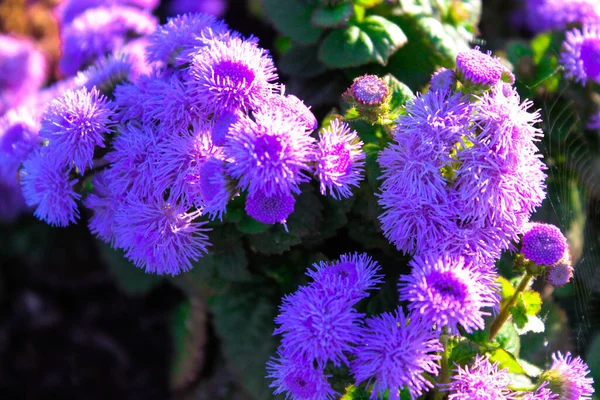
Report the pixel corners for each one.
[560,25,600,85]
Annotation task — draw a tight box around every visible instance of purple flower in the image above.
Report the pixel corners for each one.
[211,109,239,146]
[188,36,277,113]
[168,0,228,18]
[152,123,219,205]
[456,47,513,87]
[546,250,573,287]
[399,253,499,333]
[589,111,600,130]
[245,190,295,225]
[75,54,133,93]
[306,252,383,298]
[0,35,47,114]
[84,170,122,244]
[350,74,389,105]
[0,177,26,223]
[523,0,600,33]
[560,25,600,85]
[521,382,559,400]
[113,194,211,275]
[521,223,568,266]
[198,157,233,220]
[0,107,41,179]
[266,353,337,400]
[430,68,455,92]
[378,90,472,255]
[225,112,315,197]
[541,352,594,400]
[59,6,157,76]
[40,87,113,173]
[445,355,514,400]
[315,120,365,199]
[20,151,81,227]
[146,13,229,65]
[254,89,318,132]
[56,0,159,24]
[104,123,158,198]
[351,308,442,400]
[274,285,363,367]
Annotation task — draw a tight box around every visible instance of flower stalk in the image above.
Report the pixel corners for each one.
[488,274,533,341]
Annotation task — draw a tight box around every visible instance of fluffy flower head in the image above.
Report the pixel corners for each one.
[456,47,513,86]
[521,223,568,266]
[245,190,295,225]
[267,354,336,400]
[350,74,389,105]
[560,25,600,85]
[541,352,594,400]
[445,355,513,400]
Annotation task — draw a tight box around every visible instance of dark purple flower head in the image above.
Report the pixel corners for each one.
[316,120,365,200]
[211,109,239,146]
[521,223,568,266]
[225,112,315,197]
[546,250,573,287]
[198,157,234,220]
[40,87,114,173]
[245,190,295,225]
[445,355,514,400]
[430,68,455,92]
[266,354,337,400]
[541,352,594,400]
[20,151,81,227]
[274,285,363,367]
[168,0,227,18]
[560,25,600,85]
[84,170,122,244]
[307,252,383,299]
[456,47,514,86]
[350,74,389,105]
[0,35,47,114]
[59,6,157,76]
[351,308,442,400]
[113,194,211,275]
[146,13,229,65]
[188,36,277,113]
[75,54,133,93]
[399,254,499,333]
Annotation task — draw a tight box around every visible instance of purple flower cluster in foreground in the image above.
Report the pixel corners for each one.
[0,13,366,275]
[378,47,546,263]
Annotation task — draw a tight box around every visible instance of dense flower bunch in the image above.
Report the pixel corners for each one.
[0,13,366,275]
[522,0,600,32]
[378,47,546,262]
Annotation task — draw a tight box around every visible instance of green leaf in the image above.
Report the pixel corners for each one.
[414,17,460,66]
[489,348,526,375]
[498,276,515,301]
[382,74,415,113]
[311,2,354,28]
[449,340,480,367]
[354,0,384,7]
[515,315,545,335]
[170,297,207,390]
[531,32,553,65]
[98,242,163,295]
[509,304,529,329]
[517,358,543,378]
[261,0,323,44]
[318,16,407,68]
[279,44,328,78]
[522,290,542,316]
[237,215,271,234]
[209,280,279,399]
[495,321,521,356]
[585,333,600,394]
[341,385,371,400]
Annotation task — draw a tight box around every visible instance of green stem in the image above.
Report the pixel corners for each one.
[488,274,533,341]
[435,330,450,400]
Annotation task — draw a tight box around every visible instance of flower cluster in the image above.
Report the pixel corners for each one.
[378,47,546,263]
[1,13,366,275]
[522,0,600,33]
[268,253,447,400]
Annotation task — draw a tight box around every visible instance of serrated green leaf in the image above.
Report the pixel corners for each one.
[318,16,407,68]
[496,322,521,356]
[522,290,542,315]
[261,0,323,44]
[170,297,207,390]
[449,340,480,367]
[311,2,354,28]
[489,348,526,375]
[237,215,271,234]
[510,304,529,329]
[98,242,163,295]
